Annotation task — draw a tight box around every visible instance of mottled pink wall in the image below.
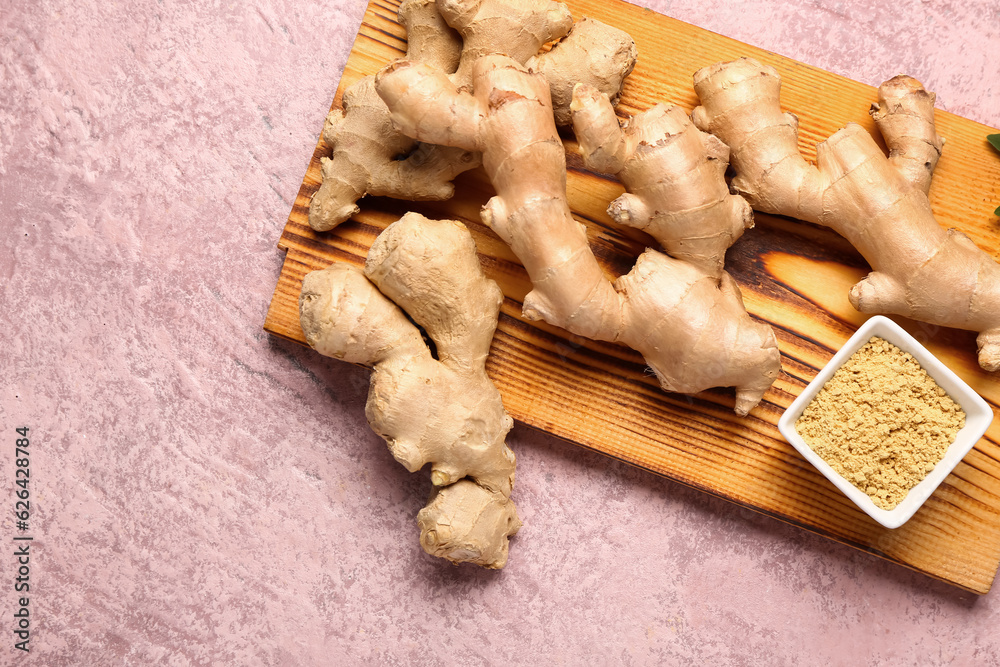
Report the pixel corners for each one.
[2,0,999,665]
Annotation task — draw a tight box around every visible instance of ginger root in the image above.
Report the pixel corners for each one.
[440,1,636,124]
[693,58,1000,371]
[308,0,478,232]
[570,83,755,277]
[568,83,780,410]
[299,212,521,568]
[376,55,780,414]
[528,18,636,127]
[439,0,573,86]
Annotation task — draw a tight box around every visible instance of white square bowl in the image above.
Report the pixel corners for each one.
[777,315,994,529]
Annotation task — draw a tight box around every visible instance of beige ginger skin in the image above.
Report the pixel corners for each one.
[692,57,1000,372]
[308,0,474,232]
[438,0,637,116]
[299,212,521,568]
[568,82,780,410]
[376,55,780,414]
[440,0,573,87]
[309,0,637,233]
[569,83,756,278]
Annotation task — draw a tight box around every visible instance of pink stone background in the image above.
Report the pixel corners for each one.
[3,0,1000,664]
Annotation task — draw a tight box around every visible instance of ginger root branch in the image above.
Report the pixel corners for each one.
[307,0,477,232]
[693,57,1000,371]
[300,213,521,568]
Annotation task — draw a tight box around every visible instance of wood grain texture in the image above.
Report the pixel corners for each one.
[264,0,1000,593]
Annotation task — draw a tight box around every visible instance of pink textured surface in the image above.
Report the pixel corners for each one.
[3,0,1000,664]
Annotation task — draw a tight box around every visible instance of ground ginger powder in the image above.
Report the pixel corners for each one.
[795,337,965,510]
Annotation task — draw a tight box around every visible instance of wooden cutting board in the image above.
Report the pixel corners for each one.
[264,0,1000,593]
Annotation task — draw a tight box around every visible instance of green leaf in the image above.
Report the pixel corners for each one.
[989,134,1000,152]
[995,204,1000,216]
